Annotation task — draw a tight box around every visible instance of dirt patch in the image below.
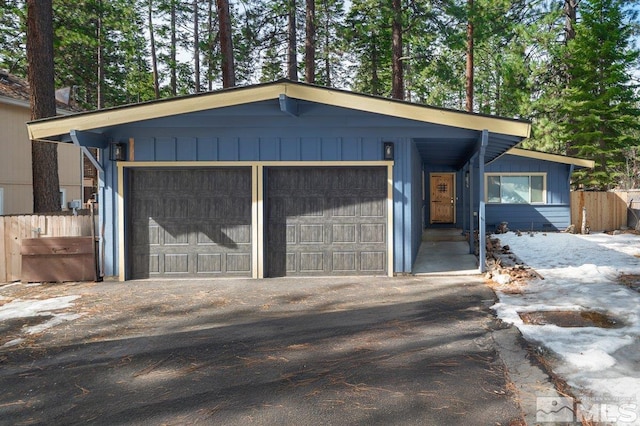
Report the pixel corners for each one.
[0,315,54,346]
[518,310,623,329]
[619,274,640,292]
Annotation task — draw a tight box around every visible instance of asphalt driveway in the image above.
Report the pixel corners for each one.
[0,275,526,425]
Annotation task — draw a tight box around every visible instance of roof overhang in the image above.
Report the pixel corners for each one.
[0,94,30,109]
[26,80,531,143]
[1,95,78,116]
[507,147,595,169]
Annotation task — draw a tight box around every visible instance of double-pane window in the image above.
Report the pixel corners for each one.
[486,174,545,204]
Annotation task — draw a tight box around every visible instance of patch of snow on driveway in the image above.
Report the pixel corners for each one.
[491,232,640,424]
[0,295,81,347]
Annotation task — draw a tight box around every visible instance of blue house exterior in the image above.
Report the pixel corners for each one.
[425,148,593,235]
[26,81,588,281]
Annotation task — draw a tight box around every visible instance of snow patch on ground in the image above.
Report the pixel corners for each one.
[492,232,640,424]
[0,295,82,347]
[0,295,80,321]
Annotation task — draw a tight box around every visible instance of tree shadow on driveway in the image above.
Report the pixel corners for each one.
[0,277,523,425]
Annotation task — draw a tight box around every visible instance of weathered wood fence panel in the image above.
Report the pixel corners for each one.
[570,191,630,232]
[1,213,94,283]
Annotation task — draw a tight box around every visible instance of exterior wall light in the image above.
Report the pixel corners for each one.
[109,142,126,161]
[383,142,394,160]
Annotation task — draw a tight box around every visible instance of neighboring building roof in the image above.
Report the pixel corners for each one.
[0,69,80,113]
[27,79,531,142]
[0,69,30,106]
[507,147,595,169]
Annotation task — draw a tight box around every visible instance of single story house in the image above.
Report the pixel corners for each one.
[26,80,592,281]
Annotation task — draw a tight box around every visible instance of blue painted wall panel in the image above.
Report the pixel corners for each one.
[280,138,300,160]
[301,137,320,160]
[197,137,218,160]
[177,137,197,161]
[135,137,155,161]
[239,138,259,160]
[362,138,381,160]
[259,137,279,160]
[341,137,361,160]
[485,204,570,231]
[321,138,340,161]
[155,137,176,161]
[411,142,423,263]
[218,138,238,161]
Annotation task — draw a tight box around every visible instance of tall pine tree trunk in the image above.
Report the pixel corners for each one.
[170,1,177,96]
[465,0,474,112]
[391,0,403,100]
[216,0,235,87]
[207,0,214,91]
[26,0,60,213]
[323,2,331,86]
[564,0,577,155]
[148,0,160,99]
[304,0,315,83]
[564,0,577,42]
[287,0,298,81]
[96,0,104,109]
[194,0,200,92]
[371,32,380,96]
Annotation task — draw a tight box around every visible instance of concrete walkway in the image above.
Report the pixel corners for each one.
[412,229,479,276]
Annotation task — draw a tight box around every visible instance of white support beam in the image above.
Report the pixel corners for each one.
[70,129,105,175]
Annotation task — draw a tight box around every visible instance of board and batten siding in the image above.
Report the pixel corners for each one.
[483,154,573,231]
[132,136,384,162]
[103,137,414,277]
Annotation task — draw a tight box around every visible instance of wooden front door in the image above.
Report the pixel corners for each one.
[430,173,455,224]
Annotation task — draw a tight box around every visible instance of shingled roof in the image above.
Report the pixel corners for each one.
[0,69,30,102]
[0,69,81,112]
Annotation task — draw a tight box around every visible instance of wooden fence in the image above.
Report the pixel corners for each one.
[570,191,636,232]
[0,213,95,283]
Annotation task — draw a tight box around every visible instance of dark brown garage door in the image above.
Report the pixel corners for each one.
[266,167,387,277]
[128,168,252,278]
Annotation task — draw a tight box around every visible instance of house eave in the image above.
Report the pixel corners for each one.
[508,147,595,168]
[0,94,79,118]
[27,81,532,141]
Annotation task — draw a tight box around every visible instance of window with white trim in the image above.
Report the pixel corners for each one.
[485,173,546,204]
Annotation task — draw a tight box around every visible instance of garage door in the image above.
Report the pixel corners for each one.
[128,168,252,278]
[266,167,387,276]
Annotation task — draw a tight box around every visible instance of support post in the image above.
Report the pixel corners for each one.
[478,130,488,273]
[468,154,477,254]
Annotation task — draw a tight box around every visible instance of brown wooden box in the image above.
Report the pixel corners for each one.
[21,237,97,282]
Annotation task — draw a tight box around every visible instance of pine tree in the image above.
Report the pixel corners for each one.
[26,0,61,212]
[0,0,27,74]
[559,0,639,190]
